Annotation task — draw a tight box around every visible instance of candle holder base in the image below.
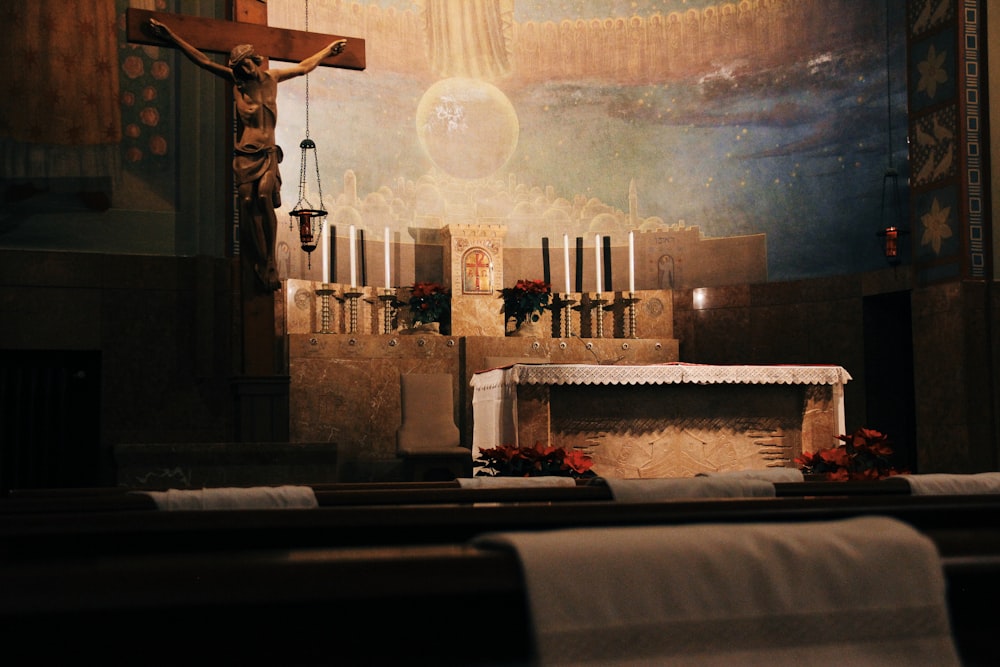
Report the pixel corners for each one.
[555,295,577,338]
[590,296,608,338]
[378,292,398,335]
[343,290,363,334]
[620,292,641,339]
[315,283,335,334]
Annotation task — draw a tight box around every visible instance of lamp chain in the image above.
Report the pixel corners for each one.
[884,0,893,170]
[304,0,310,141]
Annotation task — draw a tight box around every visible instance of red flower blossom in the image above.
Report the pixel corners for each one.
[563,449,595,475]
[476,442,596,479]
[407,282,449,325]
[826,468,850,482]
[798,427,908,481]
[818,446,848,467]
[500,278,552,327]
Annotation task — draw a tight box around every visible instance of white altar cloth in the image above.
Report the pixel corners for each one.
[471,363,851,465]
[472,362,851,390]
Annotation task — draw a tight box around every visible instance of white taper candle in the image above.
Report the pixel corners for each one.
[594,233,602,296]
[563,233,571,296]
[384,226,391,289]
[349,224,357,288]
[321,222,330,283]
[628,230,636,294]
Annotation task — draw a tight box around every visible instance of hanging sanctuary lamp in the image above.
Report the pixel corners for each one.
[288,0,326,269]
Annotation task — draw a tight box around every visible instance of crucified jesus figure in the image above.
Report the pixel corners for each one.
[148,18,346,291]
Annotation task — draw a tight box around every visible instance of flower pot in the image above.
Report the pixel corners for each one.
[510,316,542,337]
[404,321,441,335]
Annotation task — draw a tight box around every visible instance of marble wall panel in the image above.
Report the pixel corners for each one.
[451,294,508,337]
[911,281,984,472]
[692,307,754,365]
[289,333,462,478]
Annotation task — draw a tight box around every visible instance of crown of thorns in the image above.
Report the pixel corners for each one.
[228,44,261,67]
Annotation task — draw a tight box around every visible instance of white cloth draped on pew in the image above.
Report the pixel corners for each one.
[900,472,1000,495]
[137,486,318,510]
[457,477,578,488]
[603,476,776,502]
[696,468,804,483]
[474,516,960,666]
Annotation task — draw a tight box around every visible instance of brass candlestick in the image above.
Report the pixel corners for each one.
[343,289,363,334]
[591,295,608,338]
[378,291,397,335]
[315,283,335,334]
[621,292,640,339]
[557,294,577,338]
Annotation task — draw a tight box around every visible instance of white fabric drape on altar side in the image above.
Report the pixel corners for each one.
[474,516,960,666]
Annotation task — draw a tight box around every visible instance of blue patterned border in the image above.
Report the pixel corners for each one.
[962,0,985,278]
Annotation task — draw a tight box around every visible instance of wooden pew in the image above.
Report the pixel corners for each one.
[2,485,999,664]
[2,476,914,513]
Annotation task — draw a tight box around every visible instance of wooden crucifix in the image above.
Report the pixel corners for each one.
[126,5,365,438]
[128,7,364,293]
[126,8,365,72]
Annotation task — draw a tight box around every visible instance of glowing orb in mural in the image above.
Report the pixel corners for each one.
[415,77,519,180]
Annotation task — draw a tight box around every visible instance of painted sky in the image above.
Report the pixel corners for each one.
[272,0,909,282]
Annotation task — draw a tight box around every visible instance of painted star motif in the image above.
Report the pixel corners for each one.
[917,44,948,100]
[920,197,953,255]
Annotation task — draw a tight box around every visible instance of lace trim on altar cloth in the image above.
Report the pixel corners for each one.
[470,363,852,391]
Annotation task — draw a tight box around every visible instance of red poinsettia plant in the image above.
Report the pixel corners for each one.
[476,442,596,478]
[795,427,908,481]
[407,281,450,325]
[499,279,552,327]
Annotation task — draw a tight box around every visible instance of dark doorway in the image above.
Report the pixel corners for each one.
[0,350,102,491]
[862,291,917,473]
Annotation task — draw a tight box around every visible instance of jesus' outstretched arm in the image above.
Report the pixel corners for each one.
[272,39,347,82]
[146,18,232,79]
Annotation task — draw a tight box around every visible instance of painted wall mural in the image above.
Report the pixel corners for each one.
[260,0,909,288]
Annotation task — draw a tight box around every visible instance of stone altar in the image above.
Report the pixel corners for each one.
[471,363,851,478]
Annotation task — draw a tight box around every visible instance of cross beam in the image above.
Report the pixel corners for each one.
[126,8,365,71]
